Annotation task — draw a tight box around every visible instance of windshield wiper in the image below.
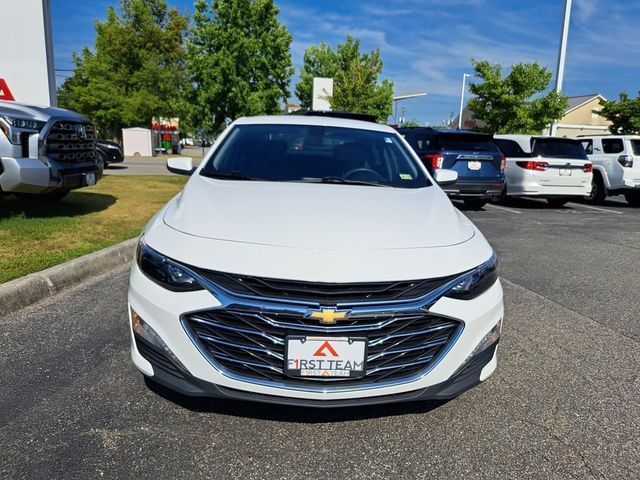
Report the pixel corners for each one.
[310,176,386,187]
[202,171,255,180]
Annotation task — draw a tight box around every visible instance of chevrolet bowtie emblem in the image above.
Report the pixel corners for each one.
[306,307,350,325]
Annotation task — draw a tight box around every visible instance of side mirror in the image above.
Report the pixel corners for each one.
[167,157,195,176]
[434,169,458,185]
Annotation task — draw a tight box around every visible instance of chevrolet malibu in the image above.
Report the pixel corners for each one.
[128,114,503,407]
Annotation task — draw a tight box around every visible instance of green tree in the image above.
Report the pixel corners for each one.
[185,0,294,132]
[598,92,640,134]
[400,118,420,128]
[295,35,394,122]
[467,60,567,134]
[58,0,188,139]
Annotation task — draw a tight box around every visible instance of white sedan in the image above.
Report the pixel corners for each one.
[494,134,593,207]
[127,113,503,407]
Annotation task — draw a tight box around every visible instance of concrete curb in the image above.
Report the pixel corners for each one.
[1,237,138,317]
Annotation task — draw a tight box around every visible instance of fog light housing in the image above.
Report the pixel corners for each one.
[130,308,187,371]
[455,319,502,375]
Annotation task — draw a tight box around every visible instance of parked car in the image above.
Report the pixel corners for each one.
[577,135,640,206]
[397,127,505,209]
[128,114,504,407]
[0,100,99,201]
[493,135,592,207]
[96,139,123,169]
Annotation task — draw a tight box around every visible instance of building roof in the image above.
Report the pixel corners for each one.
[565,94,606,114]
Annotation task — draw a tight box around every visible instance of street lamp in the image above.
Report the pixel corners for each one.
[393,92,427,124]
[458,73,471,129]
[550,0,572,136]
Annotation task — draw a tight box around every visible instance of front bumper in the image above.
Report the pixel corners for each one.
[139,332,498,407]
[128,262,503,406]
[0,156,98,194]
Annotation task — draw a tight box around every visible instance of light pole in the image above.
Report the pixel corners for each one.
[393,92,427,124]
[550,0,572,136]
[458,73,470,129]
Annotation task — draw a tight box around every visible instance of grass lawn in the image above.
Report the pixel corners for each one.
[0,175,187,283]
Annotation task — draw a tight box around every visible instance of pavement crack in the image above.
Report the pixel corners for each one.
[522,419,605,480]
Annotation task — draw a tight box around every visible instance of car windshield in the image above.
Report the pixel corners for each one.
[532,139,587,159]
[438,133,498,152]
[631,140,640,155]
[200,124,430,188]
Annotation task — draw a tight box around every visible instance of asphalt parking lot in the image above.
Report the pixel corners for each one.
[1,197,639,479]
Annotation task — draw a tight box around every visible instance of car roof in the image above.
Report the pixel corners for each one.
[576,134,640,139]
[234,114,396,133]
[396,127,488,135]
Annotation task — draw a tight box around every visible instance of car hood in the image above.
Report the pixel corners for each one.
[0,100,88,122]
[162,176,474,250]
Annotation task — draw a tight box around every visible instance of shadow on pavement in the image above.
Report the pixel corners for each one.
[106,165,128,170]
[145,377,449,423]
[0,191,117,219]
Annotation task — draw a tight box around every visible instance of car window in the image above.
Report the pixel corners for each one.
[602,138,624,154]
[201,124,431,188]
[532,139,588,159]
[631,140,640,155]
[494,139,530,158]
[403,133,435,151]
[581,139,593,155]
[438,133,499,152]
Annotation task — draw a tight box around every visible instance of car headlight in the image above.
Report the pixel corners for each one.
[445,252,498,300]
[136,237,203,291]
[0,115,46,144]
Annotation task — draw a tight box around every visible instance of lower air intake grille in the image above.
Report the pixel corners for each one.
[183,308,461,387]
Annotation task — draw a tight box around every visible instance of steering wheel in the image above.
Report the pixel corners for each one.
[344,168,386,182]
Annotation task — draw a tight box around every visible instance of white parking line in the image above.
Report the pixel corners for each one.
[484,203,522,214]
[567,203,623,214]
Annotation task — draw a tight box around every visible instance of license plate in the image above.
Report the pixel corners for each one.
[559,168,572,176]
[85,172,96,186]
[467,160,482,170]
[285,336,367,378]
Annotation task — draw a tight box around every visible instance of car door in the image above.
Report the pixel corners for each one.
[599,138,625,189]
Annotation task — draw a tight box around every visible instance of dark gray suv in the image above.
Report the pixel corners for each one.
[397,127,505,209]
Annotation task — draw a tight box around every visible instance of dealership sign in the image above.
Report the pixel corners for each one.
[0,0,56,106]
[0,79,16,101]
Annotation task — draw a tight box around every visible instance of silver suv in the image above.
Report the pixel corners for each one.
[578,135,640,206]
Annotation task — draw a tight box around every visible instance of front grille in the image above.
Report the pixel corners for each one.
[183,308,461,387]
[194,269,458,305]
[45,121,96,163]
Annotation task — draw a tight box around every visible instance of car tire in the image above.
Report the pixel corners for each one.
[585,173,606,204]
[547,198,569,207]
[463,198,488,210]
[495,185,509,204]
[624,190,640,207]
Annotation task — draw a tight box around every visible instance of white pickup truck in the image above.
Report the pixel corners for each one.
[0,100,100,201]
[578,135,640,207]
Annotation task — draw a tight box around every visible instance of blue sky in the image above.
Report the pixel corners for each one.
[52,0,640,125]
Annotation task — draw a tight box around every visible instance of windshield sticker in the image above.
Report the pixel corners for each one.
[399,173,413,180]
[384,137,393,143]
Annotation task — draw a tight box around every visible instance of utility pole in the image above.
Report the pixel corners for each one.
[458,73,470,129]
[551,0,572,136]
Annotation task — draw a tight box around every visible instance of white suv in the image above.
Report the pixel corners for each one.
[577,135,640,206]
[127,114,503,407]
[494,135,593,207]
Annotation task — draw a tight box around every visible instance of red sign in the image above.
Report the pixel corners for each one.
[0,78,15,101]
